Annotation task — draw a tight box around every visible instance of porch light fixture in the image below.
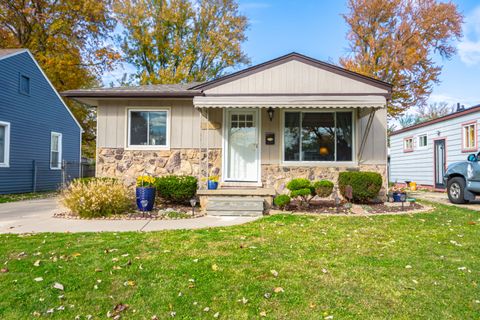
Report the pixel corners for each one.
[267,107,274,122]
[319,147,329,156]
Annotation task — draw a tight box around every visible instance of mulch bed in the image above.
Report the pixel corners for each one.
[54,203,203,220]
[280,199,426,215]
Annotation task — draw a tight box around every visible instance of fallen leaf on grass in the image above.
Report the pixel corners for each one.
[72,253,81,258]
[34,277,43,282]
[214,312,220,318]
[1,268,8,273]
[53,282,64,290]
[274,287,284,293]
[270,270,278,277]
[211,264,218,271]
[34,260,41,267]
[260,311,267,317]
[123,280,136,287]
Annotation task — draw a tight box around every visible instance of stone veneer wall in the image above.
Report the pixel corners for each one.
[97,148,221,187]
[261,163,388,197]
[97,147,387,198]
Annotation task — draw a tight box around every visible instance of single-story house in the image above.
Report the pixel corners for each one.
[62,53,390,213]
[390,104,480,190]
[0,49,82,194]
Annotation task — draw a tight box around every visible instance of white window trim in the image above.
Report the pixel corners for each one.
[417,134,428,149]
[280,109,356,165]
[126,107,171,150]
[0,121,10,168]
[50,132,62,170]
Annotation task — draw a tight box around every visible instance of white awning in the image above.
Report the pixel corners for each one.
[193,95,387,108]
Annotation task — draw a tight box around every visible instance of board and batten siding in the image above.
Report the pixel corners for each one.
[0,52,81,194]
[204,60,388,95]
[390,111,480,186]
[97,100,222,149]
[99,100,387,165]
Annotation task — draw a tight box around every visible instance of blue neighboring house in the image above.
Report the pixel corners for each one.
[0,49,82,194]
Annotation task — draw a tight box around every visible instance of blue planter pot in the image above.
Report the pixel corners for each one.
[392,192,406,202]
[207,180,218,190]
[136,187,156,211]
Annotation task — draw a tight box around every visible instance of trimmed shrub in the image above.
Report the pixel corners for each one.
[61,179,133,218]
[155,175,198,204]
[313,180,334,198]
[286,178,315,208]
[274,194,291,210]
[338,171,383,203]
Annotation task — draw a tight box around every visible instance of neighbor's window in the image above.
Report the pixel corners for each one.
[284,111,353,162]
[19,74,30,95]
[462,122,477,151]
[0,121,10,167]
[418,135,428,148]
[50,132,62,169]
[404,137,414,152]
[128,109,169,148]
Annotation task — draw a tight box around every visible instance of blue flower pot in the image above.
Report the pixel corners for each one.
[207,180,218,190]
[136,187,156,211]
[392,192,406,202]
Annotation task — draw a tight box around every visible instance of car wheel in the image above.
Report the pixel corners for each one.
[447,177,467,204]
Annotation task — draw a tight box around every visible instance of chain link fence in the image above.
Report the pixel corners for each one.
[30,160,96,192]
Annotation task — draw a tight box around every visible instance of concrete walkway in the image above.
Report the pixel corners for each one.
[0,198,259,234]
[410,191,480,211]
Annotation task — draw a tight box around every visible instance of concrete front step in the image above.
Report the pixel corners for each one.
[205,197,265,216]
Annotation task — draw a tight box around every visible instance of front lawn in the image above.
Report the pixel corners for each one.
[0,203,479,319]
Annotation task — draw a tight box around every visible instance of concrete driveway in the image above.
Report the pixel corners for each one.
[410,191,480,211]
[0,198,259,234]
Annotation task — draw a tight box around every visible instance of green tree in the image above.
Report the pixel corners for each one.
[0,0,118,158]
[340,0,463,117]
[114,0,250,84]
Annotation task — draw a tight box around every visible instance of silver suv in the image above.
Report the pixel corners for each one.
[444,153,480,204]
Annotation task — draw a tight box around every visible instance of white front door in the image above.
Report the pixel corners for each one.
[225,109,260,182]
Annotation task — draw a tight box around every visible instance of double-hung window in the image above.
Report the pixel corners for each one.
[50,132,62,170]
[283,111,353,162]
[418,135,427,148]
[128,109,169,148]
[462,122,477,152]
[0,121,10,167]
[404,137,414,152]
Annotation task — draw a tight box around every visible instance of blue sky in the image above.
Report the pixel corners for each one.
[104,0,480,108]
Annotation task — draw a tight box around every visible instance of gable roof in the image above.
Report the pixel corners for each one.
[61,83,202,98]
[391,104,480,136]
[0,48,83,131]
[190,52,393,94]
[0,48,29,60]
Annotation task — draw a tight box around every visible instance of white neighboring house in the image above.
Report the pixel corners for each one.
[390,105,480,189]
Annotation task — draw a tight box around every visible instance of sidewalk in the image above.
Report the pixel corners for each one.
[0,198,259,234]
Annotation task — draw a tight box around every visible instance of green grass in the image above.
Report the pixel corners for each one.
[0,203,479,319]
[0,191,57,203]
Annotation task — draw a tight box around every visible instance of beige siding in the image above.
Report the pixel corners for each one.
[97,99,222,149]
[205,60,388,95]
[357,107,387,164]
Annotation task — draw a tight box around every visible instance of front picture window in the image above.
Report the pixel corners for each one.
[283,112,353,162]
[129,110,168,147]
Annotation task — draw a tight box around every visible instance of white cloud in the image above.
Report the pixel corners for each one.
[458,6,480,66]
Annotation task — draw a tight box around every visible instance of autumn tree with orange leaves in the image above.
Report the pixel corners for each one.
[0,0,119,158]
[114,0,250,85]
[341,0,463,117]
